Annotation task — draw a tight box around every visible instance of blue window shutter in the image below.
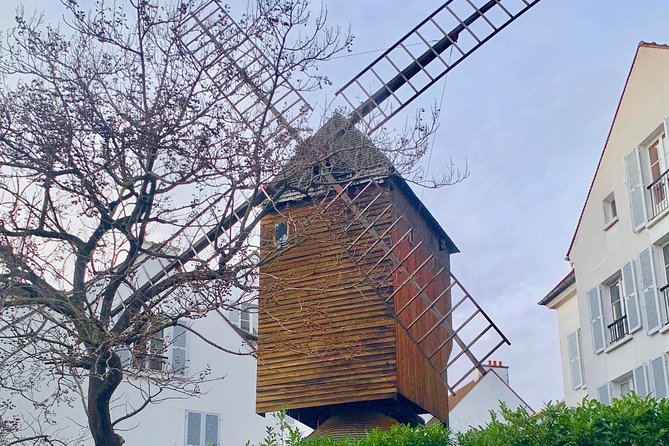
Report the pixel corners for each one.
[633,364,649,397]
[597,383,611,405]
[622,261,642,332]
[651,356,669,399]
[587,286,606,353]
[625,147,647,231]
[567,330,583,389]
[638,248,662,333]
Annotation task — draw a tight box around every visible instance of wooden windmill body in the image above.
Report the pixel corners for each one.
[171,0,544,435]
[257,115,459,427]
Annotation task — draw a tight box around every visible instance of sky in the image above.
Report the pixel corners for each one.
[2,0,669,412]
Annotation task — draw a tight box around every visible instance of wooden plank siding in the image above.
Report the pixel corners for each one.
[390,179,452,422]
[256,184,397,415]
[256,178,452,424]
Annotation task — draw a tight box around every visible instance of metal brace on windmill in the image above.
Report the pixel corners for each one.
[167,0,543,438]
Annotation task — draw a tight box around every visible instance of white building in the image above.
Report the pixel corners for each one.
[429,361,532,435]
[3,254,283,446]
[541,42,669,406]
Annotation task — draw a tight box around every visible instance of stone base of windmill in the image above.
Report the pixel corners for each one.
[307,408,424,441]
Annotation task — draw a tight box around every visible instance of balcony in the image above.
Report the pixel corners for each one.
[607,315,628,344]
[647,169,669,219]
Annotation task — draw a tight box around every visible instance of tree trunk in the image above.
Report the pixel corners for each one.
[87,354,124,446]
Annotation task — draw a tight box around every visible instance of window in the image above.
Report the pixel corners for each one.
[275,222,288,248]
[661,243,669,324]
[241,304,251,332]
[605,277,629,344]
[185,411,219,446]
[662,243,669,285]
[240,302,257,334]
[615,372,634,398]
[118,325,187,375]
[590,260,643,353]
[647,133,669,214]
[133,329,166,372]
[625,127,669,227]
[228,301,257,334]
[603,192,618,227]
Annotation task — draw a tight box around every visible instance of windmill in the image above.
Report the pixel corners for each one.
[169,0,542,435]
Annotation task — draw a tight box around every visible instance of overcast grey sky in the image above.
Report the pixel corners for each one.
[3,0,669,411]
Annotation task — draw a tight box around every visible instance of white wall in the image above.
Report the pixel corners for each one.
[569,44,669,402]
[548,283,588,406]
[114,312,273,446]
[8,311,278,446]
[448,369,532,435]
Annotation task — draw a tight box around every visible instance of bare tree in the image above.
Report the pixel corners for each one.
[0,0,448,444]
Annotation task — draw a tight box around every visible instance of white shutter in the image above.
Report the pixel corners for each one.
[186,412,202,446]
[587,286,606,353]
[171,324,188,375]
[650,356,669,399]
[625,147,648,231]
[597,383,612,405]
[567,330,583,389]
[622,261,642,333]
[638,248,662,333]
[633,364,649,397]
[204,414,219,446]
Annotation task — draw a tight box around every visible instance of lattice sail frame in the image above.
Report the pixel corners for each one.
[137,0,544,392]
[336,0,541,132]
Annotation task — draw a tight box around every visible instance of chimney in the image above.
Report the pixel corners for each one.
[477,360,510,384]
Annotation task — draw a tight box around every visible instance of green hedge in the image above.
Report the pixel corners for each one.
[255,395,669,446]
[458,395,669,446]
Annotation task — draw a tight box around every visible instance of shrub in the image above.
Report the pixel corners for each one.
[254,395,669,446]
[457,394,669,446]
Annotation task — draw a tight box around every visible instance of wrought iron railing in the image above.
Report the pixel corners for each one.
[647,169,669,219]
[607,315,628,344]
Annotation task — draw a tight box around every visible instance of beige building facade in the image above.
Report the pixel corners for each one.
[542,43,669,405]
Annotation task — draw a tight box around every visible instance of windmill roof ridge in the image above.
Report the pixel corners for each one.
[275,113,459,253]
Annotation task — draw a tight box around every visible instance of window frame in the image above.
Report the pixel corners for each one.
[640,125,669,220]
[603,274,630,344]
[185,410,220,446]
[603,192,618,229]
[274,222,289,248]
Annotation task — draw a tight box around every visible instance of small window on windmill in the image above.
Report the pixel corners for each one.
[438,238,448,251]
[275,222,288,248]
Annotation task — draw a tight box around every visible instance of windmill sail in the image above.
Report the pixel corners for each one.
[337,0,542,132]
[155,0,543,393]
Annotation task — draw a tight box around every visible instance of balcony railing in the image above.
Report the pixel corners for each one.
[647,169,669,219]
[607,315,628,344]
